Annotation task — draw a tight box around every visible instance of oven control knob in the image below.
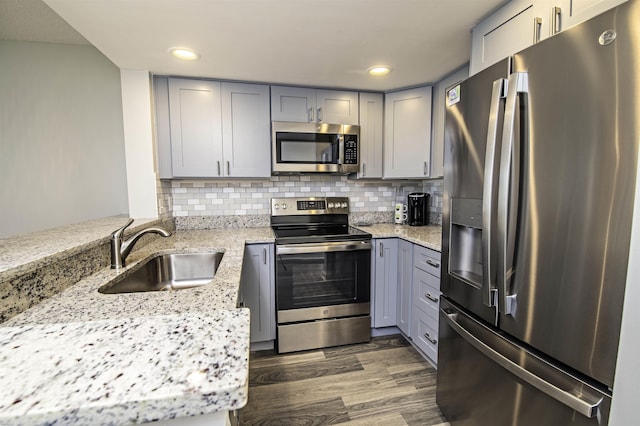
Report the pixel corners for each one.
[341,202,348,208]
[273,203,280,210]
[328,202,335,209]
[282,203,287,210]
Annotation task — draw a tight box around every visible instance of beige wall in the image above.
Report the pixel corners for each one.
[0,40,129,238]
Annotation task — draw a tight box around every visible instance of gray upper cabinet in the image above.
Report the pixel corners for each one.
[470,0,627,76]
[169,78,223,177]
[271,86,359,125]
[221,82,271,177]
[555,0,627,31]
[354,92,384,179]
[383,86,433,179]
[160,78,271,178]
[470,1,550,76]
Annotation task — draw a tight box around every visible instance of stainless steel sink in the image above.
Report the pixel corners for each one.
[98,252,224,294]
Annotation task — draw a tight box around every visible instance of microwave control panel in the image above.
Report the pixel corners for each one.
[343,135,358,165]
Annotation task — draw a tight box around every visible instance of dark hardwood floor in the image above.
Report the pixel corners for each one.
[239,335,449,426]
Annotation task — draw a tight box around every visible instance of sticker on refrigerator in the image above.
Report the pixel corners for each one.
[447,85,461,107]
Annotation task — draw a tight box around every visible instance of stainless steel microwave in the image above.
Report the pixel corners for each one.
[272,122,360,174]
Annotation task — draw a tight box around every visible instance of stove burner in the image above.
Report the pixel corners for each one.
[271,197,371,244]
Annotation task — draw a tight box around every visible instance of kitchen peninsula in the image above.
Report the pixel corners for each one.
[0,218,273,425]
[0,216,441,425]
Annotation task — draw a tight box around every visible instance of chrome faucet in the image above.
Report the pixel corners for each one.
[110,218,172,269]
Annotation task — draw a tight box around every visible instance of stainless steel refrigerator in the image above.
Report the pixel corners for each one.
[437,2,640,425]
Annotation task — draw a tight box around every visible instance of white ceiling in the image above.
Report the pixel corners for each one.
[8,0,507,91]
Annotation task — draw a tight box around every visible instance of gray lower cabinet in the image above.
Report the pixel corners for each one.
[239,244,275,343]
[156,77,271,178]
[411,245,442,365]
[396,239,413,335]
[372,238,399,328]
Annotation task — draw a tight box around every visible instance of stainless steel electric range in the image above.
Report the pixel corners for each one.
[271,197,372,353]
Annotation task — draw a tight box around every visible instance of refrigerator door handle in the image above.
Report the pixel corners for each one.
[442,308,604,418]
[497,72,528,316]
[481,78,507,308]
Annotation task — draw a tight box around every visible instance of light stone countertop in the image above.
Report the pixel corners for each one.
[0,219,440,425]
[0,312,249,425]
[0,216,160,278]
[355,224,442,252]
[0,227,275,425]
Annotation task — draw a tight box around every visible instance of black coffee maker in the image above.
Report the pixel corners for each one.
[408,192,430,226]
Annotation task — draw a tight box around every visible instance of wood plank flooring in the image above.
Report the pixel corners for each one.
[239,335,449,426]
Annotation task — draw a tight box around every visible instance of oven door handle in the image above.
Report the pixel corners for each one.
[276,240,372,255]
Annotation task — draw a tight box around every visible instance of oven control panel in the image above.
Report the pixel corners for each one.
[272,197,349,216]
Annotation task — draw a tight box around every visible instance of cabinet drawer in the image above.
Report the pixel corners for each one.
[412,308,438,364]
[414,268,441,321]
[414,245,441,277]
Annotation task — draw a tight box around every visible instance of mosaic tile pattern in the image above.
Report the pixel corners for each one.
[168,177,443,225]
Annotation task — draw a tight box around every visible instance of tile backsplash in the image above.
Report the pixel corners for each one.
[163,176,443,226]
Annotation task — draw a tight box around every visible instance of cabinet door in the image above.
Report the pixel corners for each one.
[270,86,316,122]
[168,78,223,177]
[555,0,627,31]
[383,86,432,178]
[397,240,414,336]
[240,244,276,343]
[372,239,399,328]
[431,67,468,178]
[412,307,439,364]
[356,92,384,178]
[470,1,550,76]
[316,90,359,125]
[221,83,271,178]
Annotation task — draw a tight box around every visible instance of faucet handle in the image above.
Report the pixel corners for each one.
[111,218,134,238]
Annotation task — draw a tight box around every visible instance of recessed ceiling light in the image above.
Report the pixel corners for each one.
[368,66,391,76]
[169,47,200,61]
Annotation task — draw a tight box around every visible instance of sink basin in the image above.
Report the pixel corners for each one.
[99,252,224,294]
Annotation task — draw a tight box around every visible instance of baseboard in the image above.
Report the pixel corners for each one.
[250,340,274,351]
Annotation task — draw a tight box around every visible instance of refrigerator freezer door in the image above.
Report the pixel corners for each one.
[497,1,640,389]
[442,59,510,325]
[437,299,611,426]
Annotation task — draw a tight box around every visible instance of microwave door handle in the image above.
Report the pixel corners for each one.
[481,78,507,308]
[337,134,344,165]
[498,72,528,316]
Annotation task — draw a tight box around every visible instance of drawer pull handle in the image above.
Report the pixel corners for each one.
[425,293,439,303]
[426,259,440,268]
[424,332,437,345]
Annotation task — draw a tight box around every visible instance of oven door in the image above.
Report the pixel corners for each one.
[275,241,371,317]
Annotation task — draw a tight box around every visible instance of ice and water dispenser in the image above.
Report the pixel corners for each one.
[449,198,483,288]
